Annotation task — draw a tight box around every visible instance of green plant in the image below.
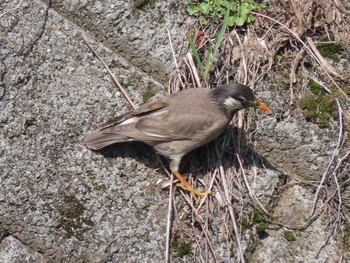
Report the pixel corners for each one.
[308,79,325,96]
[240,212,268,238]
[172,238,192,257]
[188,9,229,82]
[186,1,265,83]
[343,224,350,251]
[316,41,343,60]
[299,81,337,128]
[187,0,265,26]
[283,230,296,241]
[142,91,154,103]
[343,86,350,96]
[134,0,155,9]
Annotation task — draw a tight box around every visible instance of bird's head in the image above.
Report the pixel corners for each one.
[213,83,271,115]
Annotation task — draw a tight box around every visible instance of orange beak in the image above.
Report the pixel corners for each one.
[256,101,272,113]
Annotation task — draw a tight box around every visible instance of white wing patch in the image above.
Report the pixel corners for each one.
[119,110,168,126]
[142,131,169,138]
[150,110,168,117]
[119,117,139,125]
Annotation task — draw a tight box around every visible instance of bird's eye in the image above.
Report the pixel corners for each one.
[238,95,246,103]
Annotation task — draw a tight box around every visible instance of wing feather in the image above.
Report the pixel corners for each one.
[101,100,168,128]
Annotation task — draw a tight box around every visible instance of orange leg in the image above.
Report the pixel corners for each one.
[173,171,212,204]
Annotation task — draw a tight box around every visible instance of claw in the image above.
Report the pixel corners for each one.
[173,171,211,204]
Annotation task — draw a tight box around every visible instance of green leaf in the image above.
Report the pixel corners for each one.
[204,44,212,78]
[227,15,235,26]
[188,32,204,78]
[199,2,210,14]
[200,18,209,25]
[213,9,229,58]
[187,5,198,16]
[221,1,234,11]
[235,4,251,26]
[247,14,255,23]
[239,5,250,17]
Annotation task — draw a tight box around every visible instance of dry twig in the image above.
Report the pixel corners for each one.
[312,98,344,215]
[306,37,341,79]
[252,11,350,105]
[215,145,245,263]
[0,0,23,18]
[82,36,136,109]
[236,154,270,215]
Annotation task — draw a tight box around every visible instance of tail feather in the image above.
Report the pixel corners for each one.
[84,130,131,150]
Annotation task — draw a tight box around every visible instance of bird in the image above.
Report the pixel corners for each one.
[84,83,271,204]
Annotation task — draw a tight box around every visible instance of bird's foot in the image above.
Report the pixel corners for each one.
[176,183,211,204]
[173,171,211,205]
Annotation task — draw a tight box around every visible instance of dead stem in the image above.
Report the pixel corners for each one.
[236,154,270,215]
[215,144,245,263]
[312,99,343,214]
[251,11,350,104]
[232,30,248,84]
[82,36,136,109]
[167,28,185,93]
[306,37,341,79]
[186,52,202,88]
[0,0,23,18]
[289,46,306,104]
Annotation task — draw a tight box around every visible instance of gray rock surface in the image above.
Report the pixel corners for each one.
[250,185,340,263]
[0,236,47,262]
[42,0,191,83]
[1,0,171,261]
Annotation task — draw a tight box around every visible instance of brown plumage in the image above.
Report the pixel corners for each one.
[84,83,271,204]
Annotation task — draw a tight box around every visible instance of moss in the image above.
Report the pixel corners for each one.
[157,14,165,24]
[81,254,89,263]
[121,79,133,89]
[343,86,350,96]
[299,94,336,128]
[27,183,35,193]
[274,55,285,63]
[343,224,350,251]
[252,212,266,223]
[283,230,296,241]
[256,222,268,233]
[142,91,154,103]
[308,79,325,96]
[172,238,192,257]
[134,0,155,9]
[56,195,94,240]
[316,41,343,60]
[241,212,268,238]
[253,212,268,237]
[94,183,107,191]
[84,172,106,192]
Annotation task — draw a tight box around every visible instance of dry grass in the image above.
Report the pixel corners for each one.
[166,0,350,262]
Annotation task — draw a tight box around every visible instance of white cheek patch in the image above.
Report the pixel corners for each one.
[224,97,242,110]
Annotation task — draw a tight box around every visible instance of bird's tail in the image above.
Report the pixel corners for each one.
[83,129,131,150]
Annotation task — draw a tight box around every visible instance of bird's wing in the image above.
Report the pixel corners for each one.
[84,100,170,149]
[99,107,224,143]
[101,100,168,128]
[133,107,226,142]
